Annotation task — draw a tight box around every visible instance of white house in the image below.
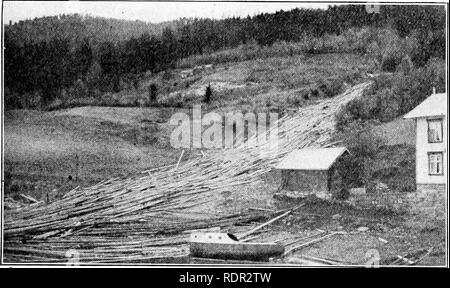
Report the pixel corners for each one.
[404,91,447,193]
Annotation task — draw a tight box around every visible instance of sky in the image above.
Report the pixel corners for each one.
[3,1,331,24]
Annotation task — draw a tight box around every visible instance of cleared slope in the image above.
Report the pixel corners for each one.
[3,107,181,202]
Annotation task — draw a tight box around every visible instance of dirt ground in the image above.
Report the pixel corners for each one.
[203,172,446,267]
[266,203,444,266]
[275,198,446,266]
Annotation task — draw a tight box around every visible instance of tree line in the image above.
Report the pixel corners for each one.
[3,5,446,109]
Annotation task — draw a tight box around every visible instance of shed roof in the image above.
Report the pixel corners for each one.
[275,147,348,170]
[404,93,447,119]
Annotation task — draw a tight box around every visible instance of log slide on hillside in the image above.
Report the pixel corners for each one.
[4,82,372,263]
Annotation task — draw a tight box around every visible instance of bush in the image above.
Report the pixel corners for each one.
[342,122,385,158]
[410,29,446,67]
[370,88,400,122]
[148,84,158,102]
[330,153,363,195]
[391,58,445,115]
[343,27,372,54]
[334,122,386,187]
[162,70,174,81]
[3,88,22,110]
[368,145,416,193]
[334,187,350,200]
[396,56,414,75]
[68,79,89,100]
[336,57,445,130]
[316,78,345,98]
[335,98,370,131]
[381,55,402,72]
[286,93,304,107]
[204,84,212,103]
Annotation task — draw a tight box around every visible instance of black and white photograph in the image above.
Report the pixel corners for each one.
[0,0,448,271]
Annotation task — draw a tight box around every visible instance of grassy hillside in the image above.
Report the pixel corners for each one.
[372,117,415,146]
[49,52,374,114]
[3,107,193,202]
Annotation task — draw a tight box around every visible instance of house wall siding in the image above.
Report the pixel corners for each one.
[415,116,447,185]
[416,183,446,194]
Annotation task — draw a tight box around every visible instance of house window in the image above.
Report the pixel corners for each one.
[428,152,444,175]
[427,119,443,143]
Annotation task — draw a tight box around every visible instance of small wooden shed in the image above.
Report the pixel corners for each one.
[275,147,349,194]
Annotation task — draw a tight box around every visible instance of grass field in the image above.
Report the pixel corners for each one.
[3,107,190,202]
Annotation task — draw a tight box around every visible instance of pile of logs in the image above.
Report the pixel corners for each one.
[4,82,372,263]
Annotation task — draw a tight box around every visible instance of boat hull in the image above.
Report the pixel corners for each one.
[190,242,284,261]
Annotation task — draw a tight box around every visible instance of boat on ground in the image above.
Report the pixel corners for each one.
[189,232,284,261]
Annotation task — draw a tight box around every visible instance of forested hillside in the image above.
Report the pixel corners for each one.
[4,14,174,46]
[3,5,446,109]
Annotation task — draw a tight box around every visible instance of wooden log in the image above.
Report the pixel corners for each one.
[174,149,185,171]
[20,194,39,203]
[249,207,276,213]
[284,232,345,255]
[239,204,305,240]
[238,211,290,241]
[297,254,346,265]
[190,257,267,265]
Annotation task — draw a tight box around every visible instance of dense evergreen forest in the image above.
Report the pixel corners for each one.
[3,5,446,109]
